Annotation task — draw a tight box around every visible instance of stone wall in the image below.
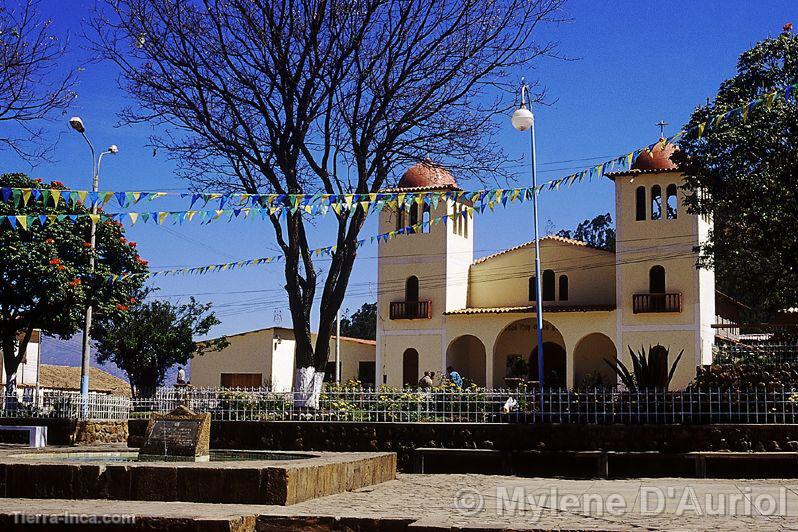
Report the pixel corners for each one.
[128,420,798,471]
[73,421,128,445]
[0,418,127,446]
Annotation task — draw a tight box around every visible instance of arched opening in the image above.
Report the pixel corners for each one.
[493,318,566,388]
[395,206,404,231]
[649,265,666,293]
[559,275,569,301]
[666,184,678,219]
[408,203,419,232]
[528,276,537,302]
[530,343,567,388]
[405,276,419,302]
[446,335,486,387]
[635,186,646,221]
[573,333,617,389]
[542,269,555,301]
[651,185,662,220]
[402,348,419,387]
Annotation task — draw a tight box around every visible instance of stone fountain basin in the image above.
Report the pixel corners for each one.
[0,448,396,505]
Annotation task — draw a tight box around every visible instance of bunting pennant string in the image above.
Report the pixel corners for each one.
[106,204,480,282]
[0,79,798,214]
[4,81,796,228]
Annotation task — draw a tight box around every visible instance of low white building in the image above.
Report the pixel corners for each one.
[191,326,376,390]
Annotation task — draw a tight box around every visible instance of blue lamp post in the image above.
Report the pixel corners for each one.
[511,79,545,393]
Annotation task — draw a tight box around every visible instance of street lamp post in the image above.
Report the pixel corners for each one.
[511,79,545,394]
[69,117,118,412]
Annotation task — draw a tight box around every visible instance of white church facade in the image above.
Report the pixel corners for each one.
[376,141,718,390]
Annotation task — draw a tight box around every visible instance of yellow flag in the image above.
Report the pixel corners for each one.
[22,190,32,206]
[128,212,139,225]
[158,212,169,224]
[89,214,100,224]
[697,122,706,139]
[16,216,28,229]
[50,190,61,206]
[77,191,88,204]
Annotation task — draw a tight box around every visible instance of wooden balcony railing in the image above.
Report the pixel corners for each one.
[390,300,431,320]
[633,293,682,314]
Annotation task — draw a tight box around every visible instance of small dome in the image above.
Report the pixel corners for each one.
[398,160,457,189]
[632,139,679,171]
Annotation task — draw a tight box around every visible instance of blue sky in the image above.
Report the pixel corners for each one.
[2,1,794,367]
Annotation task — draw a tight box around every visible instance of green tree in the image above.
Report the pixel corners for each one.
[339,302,376,341]
[0,173,147,397]
[93,293,228,398]
[556,212,616,251]
[673,26,798,317]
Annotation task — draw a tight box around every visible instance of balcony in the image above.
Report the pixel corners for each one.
[390,300,431,320]
[633,293,682,314]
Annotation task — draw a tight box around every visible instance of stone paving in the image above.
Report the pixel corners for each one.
[4,474,798,530]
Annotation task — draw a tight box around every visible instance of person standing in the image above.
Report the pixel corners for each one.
[418,371,433,389]
[447,366,463,388]
[177,366,186,385]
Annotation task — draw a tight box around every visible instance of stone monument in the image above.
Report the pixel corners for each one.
[139,405,211,461]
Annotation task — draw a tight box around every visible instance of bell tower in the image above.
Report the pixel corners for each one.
[375,161,473,387]
[609,139,715,388]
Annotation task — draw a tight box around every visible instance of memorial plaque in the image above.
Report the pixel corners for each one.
[139,405,210,459]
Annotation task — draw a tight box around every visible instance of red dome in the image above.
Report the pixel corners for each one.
[632,139,679,171]
[398,160,457,189]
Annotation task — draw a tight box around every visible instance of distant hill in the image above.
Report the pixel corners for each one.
[39,335,185,387]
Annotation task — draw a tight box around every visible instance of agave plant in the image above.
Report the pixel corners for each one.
[605,345,684,391]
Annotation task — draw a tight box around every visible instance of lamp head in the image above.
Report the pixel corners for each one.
[69,116,85,133]
[512,107,534,132]
[108,145,119,154]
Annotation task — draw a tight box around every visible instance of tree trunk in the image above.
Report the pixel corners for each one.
[2,334,19,412]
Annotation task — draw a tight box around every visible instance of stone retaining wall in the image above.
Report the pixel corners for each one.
[73,421,128,445]
[128,420,798,471]
[0,418,127,446]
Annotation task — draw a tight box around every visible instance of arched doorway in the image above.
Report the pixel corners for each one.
[402,348,419,387]
[493,318,566,388]
[573,333,617,388]
[446,335,486,387]
[530,343,567,387]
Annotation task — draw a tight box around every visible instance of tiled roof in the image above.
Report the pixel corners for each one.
[444,304,616,315]
[473,235,613,265]
[380,184,461,193]
[33,364,131,397]
[604,168,682,179]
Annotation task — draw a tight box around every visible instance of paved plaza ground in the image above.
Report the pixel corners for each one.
[4,473,798,530]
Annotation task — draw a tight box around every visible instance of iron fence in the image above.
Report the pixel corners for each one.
[5,386,798,424]
[0,389,131,420]
[129,385,798,424]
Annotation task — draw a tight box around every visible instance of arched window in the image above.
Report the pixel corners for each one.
[666,184,678,219]
[649,265,666,294]
[635,186,646,221]
[402,348,419,387]
[542,269,556,301]
[395,206,404,231]
[528,276,537,301]
[405,276,419,302]
[559,275,569,301]
[421,203,431,233]
[651,185,662,220]
[408,203,419,233]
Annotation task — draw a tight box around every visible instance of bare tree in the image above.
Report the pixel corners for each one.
[0,0,77,161]
[90,0,563,402]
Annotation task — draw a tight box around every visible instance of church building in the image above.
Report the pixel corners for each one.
[376,141,717,389]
